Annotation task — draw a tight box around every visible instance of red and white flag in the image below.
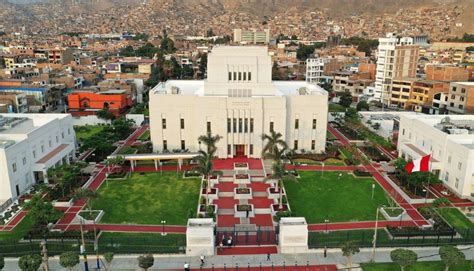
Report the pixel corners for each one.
[405,154,431,174]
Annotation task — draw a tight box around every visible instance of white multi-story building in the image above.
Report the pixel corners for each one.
[149,46,328,158]
[305,57,328,85]
[0,114,76,203]
[398,114,474,199]
[375,34,419,105]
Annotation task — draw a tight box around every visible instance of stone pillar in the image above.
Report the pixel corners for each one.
[154,160,158,171]
[279,217,308,254]
[186,218,215,256]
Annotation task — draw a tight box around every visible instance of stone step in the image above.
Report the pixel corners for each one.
[218,208,234,215]
[253,191,268,197]
[240,218,250,224]
[218,192,234,197]
[234,223,257,231]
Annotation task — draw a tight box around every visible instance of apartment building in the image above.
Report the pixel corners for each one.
[306,57,328,85]
[0,114,76,202]
[389,78,417,109]
[405,80,448,112]
[425,65,470,81]
[233,29,270,44]
[0,92,28,113]
[149,46,328,158]
[375,34,419,105]
[446,82,474,114]
[398,114,474,198]
[333,71,373,100]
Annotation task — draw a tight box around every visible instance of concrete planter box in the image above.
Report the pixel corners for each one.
[267,187,285,200]
[272,204,290,216]
[53,198,74,208]
[202,188,219,200]
[198,204,218,216]
[234,187,252,200]
[75,210,104,225]
[380,207,409,221]
[202,175,220,187]
[234,163,249,171]
[234,174,250,184]
[234,204,255,218]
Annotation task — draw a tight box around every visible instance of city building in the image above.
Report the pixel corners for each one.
[332,71,373,101]
[446,82,474,114]
[425,65,470,81]
[0,92,28,113]
[149,46,328,158]
[67,89,133,117]
[233,29,270,44]
[305,57,327,85]
[389,78,417,109]
[375,34,420,105]
[0,113,76,203]
[398,114,474,199]
[405,80,448,112]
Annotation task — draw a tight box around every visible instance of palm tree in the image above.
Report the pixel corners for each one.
[261,131,287,161]
[195,150,222,206]
[341,241,360,269]
[268,161,295,209]
[198,133,222,156]
[106,156,125,173]
[72,188,99,218]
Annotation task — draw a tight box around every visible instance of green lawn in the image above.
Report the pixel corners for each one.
[362,261,472,271]
[138,130,150,141]
[0,214,34,241]
[74,126,105,141]
[293,158,346,166]
[284,171,389,223]
[118,146,138,154]
[329,103,346,112]
[90,172,201,225]
[99,232,185,246]
[437,208,474,231]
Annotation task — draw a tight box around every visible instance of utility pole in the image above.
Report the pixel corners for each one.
[94,220,100,270]
[371,207,380,262]
[80,219,89,271]
[40,240,50,271]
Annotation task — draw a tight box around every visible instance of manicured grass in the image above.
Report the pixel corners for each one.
[99,232,185,246]
[437,208,474,231]
[327,131,337,140]
[91,172,200,225]
[284,171,389,223]
[329,103,346,112]
[362,261,472,271]
[138,130,150,141]
[74,126,105,141]
[293,158,345,166]
[309,229,392,248]
[118,146,138,154]
[0,214,34,241]
[98,232,186,254]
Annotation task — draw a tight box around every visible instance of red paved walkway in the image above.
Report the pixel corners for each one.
[166,264,337,271]
[308,220,417,231]
[213,157,263,170]
[217,246,278,255]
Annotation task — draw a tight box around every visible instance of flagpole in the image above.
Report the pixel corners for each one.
[425,152,432,204]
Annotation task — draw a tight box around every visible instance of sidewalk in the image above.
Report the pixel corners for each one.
[3,246,474,270]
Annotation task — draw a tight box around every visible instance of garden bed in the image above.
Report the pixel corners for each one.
[234,173,250,184]
[234,187,252,200]
[234,162,249,171]
[360,146,390,162]
[184,170,201,178]
[338,126,365,140]
[234,204,255,218]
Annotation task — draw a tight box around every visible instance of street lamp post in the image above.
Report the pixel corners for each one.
[371,183,375,199]
[324,219,330,234]
[321,162,325,177]
[371,206,384,262]
[161,220,167,236]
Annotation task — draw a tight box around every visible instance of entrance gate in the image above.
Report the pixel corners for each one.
[216,226,278,247]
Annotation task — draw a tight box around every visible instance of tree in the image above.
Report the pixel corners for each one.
[196,150,222,206]
[0,256,4,270]
[198,53,208,79]
[356,101,369,111]
[440,245,465,271]
[206,28,215,37]
[73,188,99,218]
[345,108,360,122]
[261,130,288,161]
[341,241,360,269]
[137,254,154,271]
[198,133,222,157]
[106,156,125,173]
[104,252,114,269]
[390,249,418,271]
[59,252,79,271]
[18,254,42,271]
[466,46,474,52]
[23,194,62,230]
[432,197,451,208]
[96,108,115,122]
[339,92,353,107]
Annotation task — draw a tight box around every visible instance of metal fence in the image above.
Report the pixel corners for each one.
[0,236,186,257]
[308,227,474,249]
